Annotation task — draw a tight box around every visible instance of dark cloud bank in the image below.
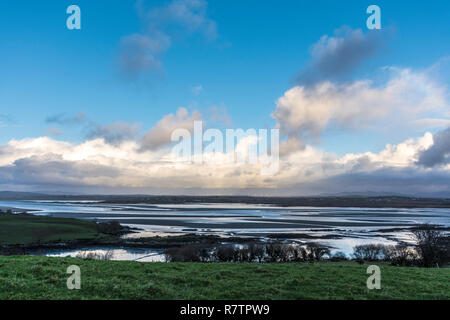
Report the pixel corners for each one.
[417,127,450,167]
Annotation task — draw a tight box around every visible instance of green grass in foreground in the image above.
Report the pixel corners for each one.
[0,213,107,245]
[0,256,448,300]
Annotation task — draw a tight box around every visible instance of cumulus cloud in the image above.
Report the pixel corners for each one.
[207,105,232,127]
[86,121,141,146]
[269,133,445,196]
[0,135,271,191]
[277,26,446,155]
[0,130,447,196]
[120,0,217,78]
[140,107,202,150]
[119,33,170,76]
[273,67,448,150]
[0,154,121,188]
[417,127,450,167]
[141,0,217,39]
[43,108,207,150]
[44,112,142,146]
[296,27,388,85]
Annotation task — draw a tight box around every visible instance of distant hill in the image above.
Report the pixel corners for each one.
[0,191,88,200]
[1,191,450,208]
[319,190,450,198]
[0,191,51,200]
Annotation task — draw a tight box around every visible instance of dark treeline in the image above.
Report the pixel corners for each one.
[165,226,449,268]
[165,242,333,263]
[352,226,449,267]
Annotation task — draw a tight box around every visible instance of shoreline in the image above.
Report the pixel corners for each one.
[2,194,450,208]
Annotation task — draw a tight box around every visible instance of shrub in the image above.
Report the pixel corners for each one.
[215,245,235,262]
[412,225,449,268]
[352,244,384,261]
[164,245,213,262]
[289,245,306,262]
[165,246,199,262]
[164,242,334,263]
[75,250,114,260]
[265,243,284,262]
[382,244,415,266]
[236,246,251,262]
[248,243,265,263]
[330,251,347,261]
[306,243,331,262]
[97,221,124,235]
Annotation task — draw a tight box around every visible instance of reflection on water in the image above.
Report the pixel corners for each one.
[2,200,449,259]
[40,247,166,262]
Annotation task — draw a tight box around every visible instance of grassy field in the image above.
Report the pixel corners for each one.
[0,213,108,245]
[1,212,448,300]
[0,255,448,300]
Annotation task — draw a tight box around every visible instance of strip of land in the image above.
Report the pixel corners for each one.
[2,192,450,208]
[0,212,261,254]
[0,213,111,245]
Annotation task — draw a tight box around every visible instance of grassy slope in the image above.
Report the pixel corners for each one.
[0,213,107,245]
[0,256,448,300]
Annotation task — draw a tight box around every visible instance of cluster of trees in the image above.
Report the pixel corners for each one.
[75,250,114,260]
[97,221,125,235]
[352,227,449,267]
[164,225,448,268]
[352,244,416,266]
[0,209,13,214]
[164,243,335,263]
[412,227,449,267]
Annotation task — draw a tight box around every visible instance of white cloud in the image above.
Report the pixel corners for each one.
[273,67,449,150]
[0,130,447,195]
[120,0,217,78]
[140,107,202,151]
[119,33,170,76]
[86,121,141,145]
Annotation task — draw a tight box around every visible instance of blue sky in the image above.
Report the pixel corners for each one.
[1,1,450,195]
[1,1,449,148]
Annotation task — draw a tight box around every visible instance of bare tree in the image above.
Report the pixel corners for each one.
[412,225,449,268]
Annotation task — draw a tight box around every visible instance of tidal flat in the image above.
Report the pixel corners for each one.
[1,198,449,260]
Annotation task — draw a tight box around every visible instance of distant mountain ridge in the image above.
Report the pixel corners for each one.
[1,190,449,199]
[1,191,450,208]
